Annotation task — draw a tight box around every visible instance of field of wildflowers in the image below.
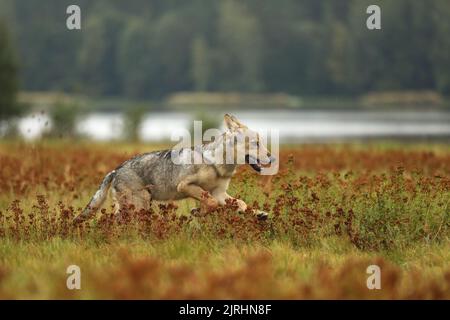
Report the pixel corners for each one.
[0,141,448,299]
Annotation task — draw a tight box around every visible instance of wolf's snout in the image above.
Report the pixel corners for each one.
[260,154,276,165]
[268,155,276,164]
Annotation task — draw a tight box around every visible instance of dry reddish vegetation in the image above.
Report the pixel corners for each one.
[0,141,449,299]
[77,253,450,300]
[1,143,449,196]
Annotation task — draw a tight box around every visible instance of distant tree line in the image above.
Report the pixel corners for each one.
[0,20,18,118]
[0,0,449,100]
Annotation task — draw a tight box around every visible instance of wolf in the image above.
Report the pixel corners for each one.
[73,114,276,224]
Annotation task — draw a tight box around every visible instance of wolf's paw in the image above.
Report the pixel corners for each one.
[256,210,269,221]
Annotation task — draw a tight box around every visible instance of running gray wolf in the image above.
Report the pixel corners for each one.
[73,114,276,224]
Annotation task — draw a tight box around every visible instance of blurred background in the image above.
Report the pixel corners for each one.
[0,0,449,143]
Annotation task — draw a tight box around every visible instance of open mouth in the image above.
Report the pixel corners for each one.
[245,155,262,172]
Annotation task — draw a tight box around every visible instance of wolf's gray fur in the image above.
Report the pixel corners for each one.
[73,114,274,224]
[79,170,116,218]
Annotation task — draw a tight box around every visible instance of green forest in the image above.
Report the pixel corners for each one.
[0,0,450,101]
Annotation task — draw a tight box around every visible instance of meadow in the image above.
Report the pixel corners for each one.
[0,140,449,299]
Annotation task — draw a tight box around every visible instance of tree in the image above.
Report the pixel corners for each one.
[326,21,352,91]
[190,36,210,91]
[0,21,19,120]
[118,18,154,98]
[151,11,197,96]
[215,0,265,91]
[78,6,125,96]
[430,0,450,94]
[2,0,450,99]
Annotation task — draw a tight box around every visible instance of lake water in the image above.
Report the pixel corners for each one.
[10,109,450,142]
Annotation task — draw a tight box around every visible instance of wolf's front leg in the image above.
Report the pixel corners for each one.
[213,192,268,220]
[214,192,248,212]
[177,180,218,215]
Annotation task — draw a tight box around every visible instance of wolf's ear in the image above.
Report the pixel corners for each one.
[224,114,240,130]
[230,114,248,129]
[224,114,247,130]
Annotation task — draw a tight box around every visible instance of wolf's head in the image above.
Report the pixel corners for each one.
[223,114,276,173]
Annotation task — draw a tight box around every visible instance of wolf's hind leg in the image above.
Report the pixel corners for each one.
[114,186,151,222]
[112,173,151,222]
[110,187,121,215]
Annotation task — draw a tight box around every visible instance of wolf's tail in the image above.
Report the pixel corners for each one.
[73,170,116,224]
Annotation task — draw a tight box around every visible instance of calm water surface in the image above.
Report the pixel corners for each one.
[11,109,450,142]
